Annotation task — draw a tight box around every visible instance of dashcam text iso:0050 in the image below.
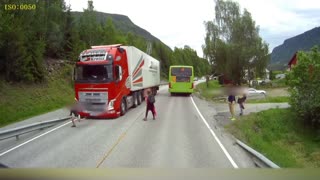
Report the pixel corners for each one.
[4,4,36,10]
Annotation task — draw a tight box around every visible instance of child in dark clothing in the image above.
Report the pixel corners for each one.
[144,91,156,121]
[237,93,247,116]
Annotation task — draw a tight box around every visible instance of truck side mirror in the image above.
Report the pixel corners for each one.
[119,66,123,81]
[115,65,123,82]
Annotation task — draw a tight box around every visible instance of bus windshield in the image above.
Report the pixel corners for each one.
[75,64,113,83]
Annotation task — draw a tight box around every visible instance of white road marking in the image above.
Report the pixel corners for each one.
[0,121,71,157]
[190,96,239,168]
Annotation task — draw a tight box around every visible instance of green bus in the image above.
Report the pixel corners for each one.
[168,65,194,95]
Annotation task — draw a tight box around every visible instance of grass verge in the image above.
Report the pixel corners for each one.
[246,96,289,103]
[227,108,320,167]
[194,80,222,100]
[0,64,74,128]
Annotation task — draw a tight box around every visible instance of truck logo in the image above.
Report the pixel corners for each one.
[149,61,158,72]
[132,55,144,86]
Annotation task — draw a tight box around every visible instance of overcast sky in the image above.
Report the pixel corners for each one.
[68,0,320,58]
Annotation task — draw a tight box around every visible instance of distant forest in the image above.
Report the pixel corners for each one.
[0,0,211,82]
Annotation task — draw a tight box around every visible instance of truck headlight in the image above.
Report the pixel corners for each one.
[108,99,116,110]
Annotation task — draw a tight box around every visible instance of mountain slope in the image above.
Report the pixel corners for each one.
[71,11,161,42]
[270,27,320,70]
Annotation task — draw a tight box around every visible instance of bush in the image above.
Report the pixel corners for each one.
[286,46,320,130]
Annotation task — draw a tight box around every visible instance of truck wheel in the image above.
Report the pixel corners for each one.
[137,91,142,105]
[120,98,127,116]
[132,92,138,108]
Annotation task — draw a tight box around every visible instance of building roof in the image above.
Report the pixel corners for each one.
[288,52,297,66]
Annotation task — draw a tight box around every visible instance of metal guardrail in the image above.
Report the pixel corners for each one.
[0,117,70,141]
[236,139,280,168]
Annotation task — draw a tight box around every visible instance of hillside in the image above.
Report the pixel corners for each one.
[0,60,74,127]
[71,11,161,43]
[270,27,320,70]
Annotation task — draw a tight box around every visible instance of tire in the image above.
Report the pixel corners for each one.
[120,98,127,116]
[137,91,142,105]
[132,92,138,108]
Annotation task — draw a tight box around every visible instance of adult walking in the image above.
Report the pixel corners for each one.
[227,86,236,121]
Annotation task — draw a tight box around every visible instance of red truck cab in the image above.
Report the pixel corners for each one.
[74,45,130,118]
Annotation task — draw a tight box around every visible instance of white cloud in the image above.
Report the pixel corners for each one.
[234,0,320,51]
[68,0,320,56]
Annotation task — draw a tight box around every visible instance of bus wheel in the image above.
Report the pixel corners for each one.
[120,98,127,116]
[137,91,142,105]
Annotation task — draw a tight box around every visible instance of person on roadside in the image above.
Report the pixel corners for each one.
[143,88,157,117]
[143,88,151,101]
[144,90,156,121]
[69,98,82,127]
[227,86,236,121]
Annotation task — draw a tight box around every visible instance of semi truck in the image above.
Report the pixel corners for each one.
[73,44,160,118]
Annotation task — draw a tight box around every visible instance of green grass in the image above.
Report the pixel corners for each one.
[246,96,289,103]
[195,80,222,100]
[0,64,74,127]
[227,108,320,167]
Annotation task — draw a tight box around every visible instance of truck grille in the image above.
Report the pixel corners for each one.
[85,103,107,112]
[79,91,108,103]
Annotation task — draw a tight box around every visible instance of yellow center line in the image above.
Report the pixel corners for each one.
[96,132,127,168]
[96,109,144,168]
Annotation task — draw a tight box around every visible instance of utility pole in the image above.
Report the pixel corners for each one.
[88,0,94,11]
[146,42,152,55]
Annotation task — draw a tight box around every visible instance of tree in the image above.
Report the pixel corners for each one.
[269,70,274,80]
[102,18,127,44]
[78,0,103,47]
[62,4,86,61]
[4,26,31,81]
[203,0,269,85]
[44,0,67,58]
[286,46,320,130]
[0,0,47,82]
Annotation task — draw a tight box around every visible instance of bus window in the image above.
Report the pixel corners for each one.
[171,67,192,77]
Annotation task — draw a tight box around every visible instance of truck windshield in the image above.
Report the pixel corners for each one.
[75,64,113,83]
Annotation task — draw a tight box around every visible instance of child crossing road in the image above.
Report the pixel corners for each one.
[143,90,156,121]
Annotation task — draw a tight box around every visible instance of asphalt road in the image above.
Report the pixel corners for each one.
[0,82,251,168]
